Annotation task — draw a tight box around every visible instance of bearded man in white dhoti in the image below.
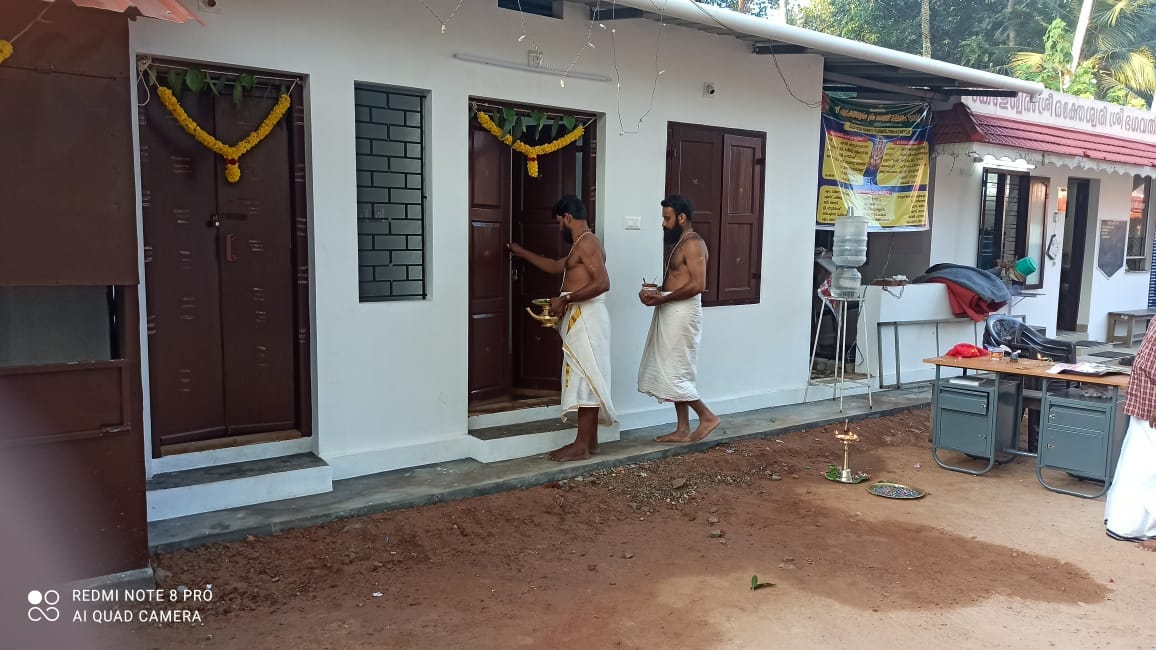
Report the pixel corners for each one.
[638,195,721,443]
[1106,323,1156,551]
[508,195,616,462]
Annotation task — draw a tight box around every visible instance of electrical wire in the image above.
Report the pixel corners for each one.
[606,0,668,135]
[685,0,821,108]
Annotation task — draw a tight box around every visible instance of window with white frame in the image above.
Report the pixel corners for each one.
[1126,175,1152,272]
[977,170,1047,289]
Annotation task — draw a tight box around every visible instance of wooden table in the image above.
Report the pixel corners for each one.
[924,356,1129,498]
[1107,308,1156,346]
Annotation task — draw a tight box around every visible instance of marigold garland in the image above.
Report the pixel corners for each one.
[0,40,13,65]
[156,86,291,183]
[476,112,584,178]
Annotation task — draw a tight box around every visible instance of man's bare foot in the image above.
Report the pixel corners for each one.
[1139,540,1156,552]
[548,441,591,462]
[655,429,691,443]
[587,440,600,455]
[687,415,722,443]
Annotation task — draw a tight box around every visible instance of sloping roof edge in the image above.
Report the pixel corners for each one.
[607,0,1043,97]
[54,0,202,24]
[934,103,1156,169]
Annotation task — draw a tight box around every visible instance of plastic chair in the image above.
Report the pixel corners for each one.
[983,315,1077,453]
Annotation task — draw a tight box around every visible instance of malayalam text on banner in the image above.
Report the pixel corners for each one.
[816,95,932,231]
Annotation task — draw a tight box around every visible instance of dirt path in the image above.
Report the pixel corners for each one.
[85,410,1156,648]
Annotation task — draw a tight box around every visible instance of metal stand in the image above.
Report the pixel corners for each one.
[805,290,873,412]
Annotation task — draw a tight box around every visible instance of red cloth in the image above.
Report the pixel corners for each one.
[925,278,1007,321]
[946,343,988,359]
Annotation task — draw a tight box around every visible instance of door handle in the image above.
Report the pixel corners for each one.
[208,214,221,228]
[225,233,238,263]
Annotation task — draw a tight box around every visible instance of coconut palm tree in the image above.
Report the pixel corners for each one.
[1011,0,1154,106]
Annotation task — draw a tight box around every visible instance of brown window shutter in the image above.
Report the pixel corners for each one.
[665,124,723,304]
[0,3,137,286]
[716,133,765,305]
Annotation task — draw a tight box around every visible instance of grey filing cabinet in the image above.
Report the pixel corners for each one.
[1037,386,1127,498]
[932,377,1020,475]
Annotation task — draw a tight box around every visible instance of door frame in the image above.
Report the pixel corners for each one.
[1057,178,1092,333]
[137,59,313,458]
[466,97,599,405]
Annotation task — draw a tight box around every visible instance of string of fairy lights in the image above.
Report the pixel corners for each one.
[414,0,671,136]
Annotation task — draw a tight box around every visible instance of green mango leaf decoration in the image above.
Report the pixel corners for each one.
[167,69,186,93]
[184,68,205,93]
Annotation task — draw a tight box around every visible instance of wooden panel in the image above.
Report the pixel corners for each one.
[0,2,137,285]
[139,86,228,445]
[718,133,764,304]
[667,124,723,302]
[0,362,127,446]
[214,93,296,436]
[468,126,511,402]
[513,130,570,390]
[289,86,313,437]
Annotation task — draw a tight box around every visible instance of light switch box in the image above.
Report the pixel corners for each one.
[625,215,642,230]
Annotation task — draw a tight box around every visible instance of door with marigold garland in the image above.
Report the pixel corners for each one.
[138,64,310,452]
[468,101,597,410]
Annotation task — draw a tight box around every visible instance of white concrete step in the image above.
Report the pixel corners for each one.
[146,453,332,521]
[468,418,620,463]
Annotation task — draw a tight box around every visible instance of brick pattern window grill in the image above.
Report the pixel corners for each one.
[354,85,427,301]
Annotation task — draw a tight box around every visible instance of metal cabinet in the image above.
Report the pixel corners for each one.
[1037,387,1127,498]
[932,378,1020,475]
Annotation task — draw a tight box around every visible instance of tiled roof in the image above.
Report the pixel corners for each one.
[934,103,1156,168]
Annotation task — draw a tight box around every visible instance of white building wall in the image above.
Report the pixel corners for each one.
[130,0,824,479]
[931,147,1151,341]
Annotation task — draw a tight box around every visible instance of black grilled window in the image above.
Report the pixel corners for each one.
[977,170,1028,270]
[497,0,562,18]
[354,84,427,301]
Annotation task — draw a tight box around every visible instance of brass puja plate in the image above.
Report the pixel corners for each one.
[866,482,927,499]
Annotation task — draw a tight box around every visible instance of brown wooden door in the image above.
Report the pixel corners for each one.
[666,124,722,301]
[213,95,297,435]
[512,129,580,391]
[141,88,298,446]
[718,133,764,304]
[468,124,512,402]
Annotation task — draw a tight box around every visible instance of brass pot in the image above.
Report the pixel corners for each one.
[526,298,559,329]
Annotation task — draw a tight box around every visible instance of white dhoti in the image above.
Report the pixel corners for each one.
[558,293,615,426]
[637,293,702,403]
[1105,416,1156,540]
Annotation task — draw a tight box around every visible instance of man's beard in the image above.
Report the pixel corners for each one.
[663,224,683,246]
[561,227,573,245]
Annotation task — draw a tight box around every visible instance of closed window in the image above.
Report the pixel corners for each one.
[1127,175,1152,272]
[354,84,428,301]
[497,0,562,18]
[665,123,766,307]
[977,170,1047,289]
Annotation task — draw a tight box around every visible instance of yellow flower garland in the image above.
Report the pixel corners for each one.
[0,40,13,65]
[476,112,584,178]
[156,86,291,183]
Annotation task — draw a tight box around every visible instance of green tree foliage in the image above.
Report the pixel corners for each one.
[793,0,1153,107]
[695,0,775,17]
[1011,19,1100,95]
